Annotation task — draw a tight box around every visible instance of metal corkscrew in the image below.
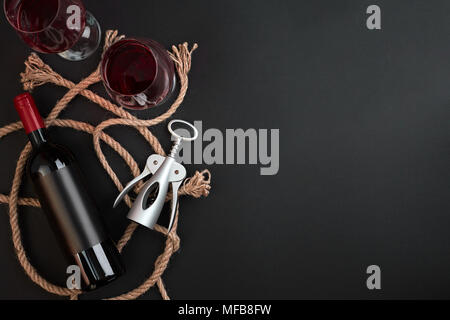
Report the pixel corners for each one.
[113,120,198,232]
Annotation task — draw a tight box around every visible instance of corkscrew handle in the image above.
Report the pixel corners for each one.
[167,119,198,158]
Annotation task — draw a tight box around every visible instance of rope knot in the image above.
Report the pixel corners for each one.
[181,169,211,198]
[20,53,64,91]
[169,42,199,75]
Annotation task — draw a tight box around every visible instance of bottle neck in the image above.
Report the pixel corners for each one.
[28,128,48,149]
[13,93,47,144]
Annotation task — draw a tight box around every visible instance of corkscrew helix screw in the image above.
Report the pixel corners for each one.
[113,120,198,232]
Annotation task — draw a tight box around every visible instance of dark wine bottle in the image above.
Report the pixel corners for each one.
[14,93,124,291]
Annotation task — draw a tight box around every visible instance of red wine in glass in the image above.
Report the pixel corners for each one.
[101,38,176,110]
[4,0,101,60]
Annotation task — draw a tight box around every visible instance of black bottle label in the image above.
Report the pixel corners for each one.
[34,165,108,255]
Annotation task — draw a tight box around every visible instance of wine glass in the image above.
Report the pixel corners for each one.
[100,38,176,110]
[4,0,101,61]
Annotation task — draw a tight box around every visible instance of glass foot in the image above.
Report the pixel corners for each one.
[58,11,101,61]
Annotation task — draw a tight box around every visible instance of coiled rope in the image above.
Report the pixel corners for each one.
[0,30,211,300]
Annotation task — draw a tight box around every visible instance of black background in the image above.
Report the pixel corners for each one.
[1,0,450,299]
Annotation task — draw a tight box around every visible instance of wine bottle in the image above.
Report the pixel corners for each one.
[14,92,125,291]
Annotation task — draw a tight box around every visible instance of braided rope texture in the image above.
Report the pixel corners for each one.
[0,30,211,300]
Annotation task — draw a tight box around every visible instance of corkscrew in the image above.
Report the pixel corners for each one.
[113,120,198,232]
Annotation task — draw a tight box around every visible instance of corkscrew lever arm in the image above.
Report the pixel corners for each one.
[113,154,165,208]
[168,180,183,232]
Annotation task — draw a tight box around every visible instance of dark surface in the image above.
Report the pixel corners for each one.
[1,0,450,299]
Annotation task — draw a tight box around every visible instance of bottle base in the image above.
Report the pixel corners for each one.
[75,239,125,291]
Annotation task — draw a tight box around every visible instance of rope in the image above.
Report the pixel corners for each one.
[0,30,210,300]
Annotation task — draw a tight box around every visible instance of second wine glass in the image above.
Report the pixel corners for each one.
[101,38,176,110]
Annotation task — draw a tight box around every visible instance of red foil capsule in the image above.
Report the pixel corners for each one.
[13,93,45,134]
